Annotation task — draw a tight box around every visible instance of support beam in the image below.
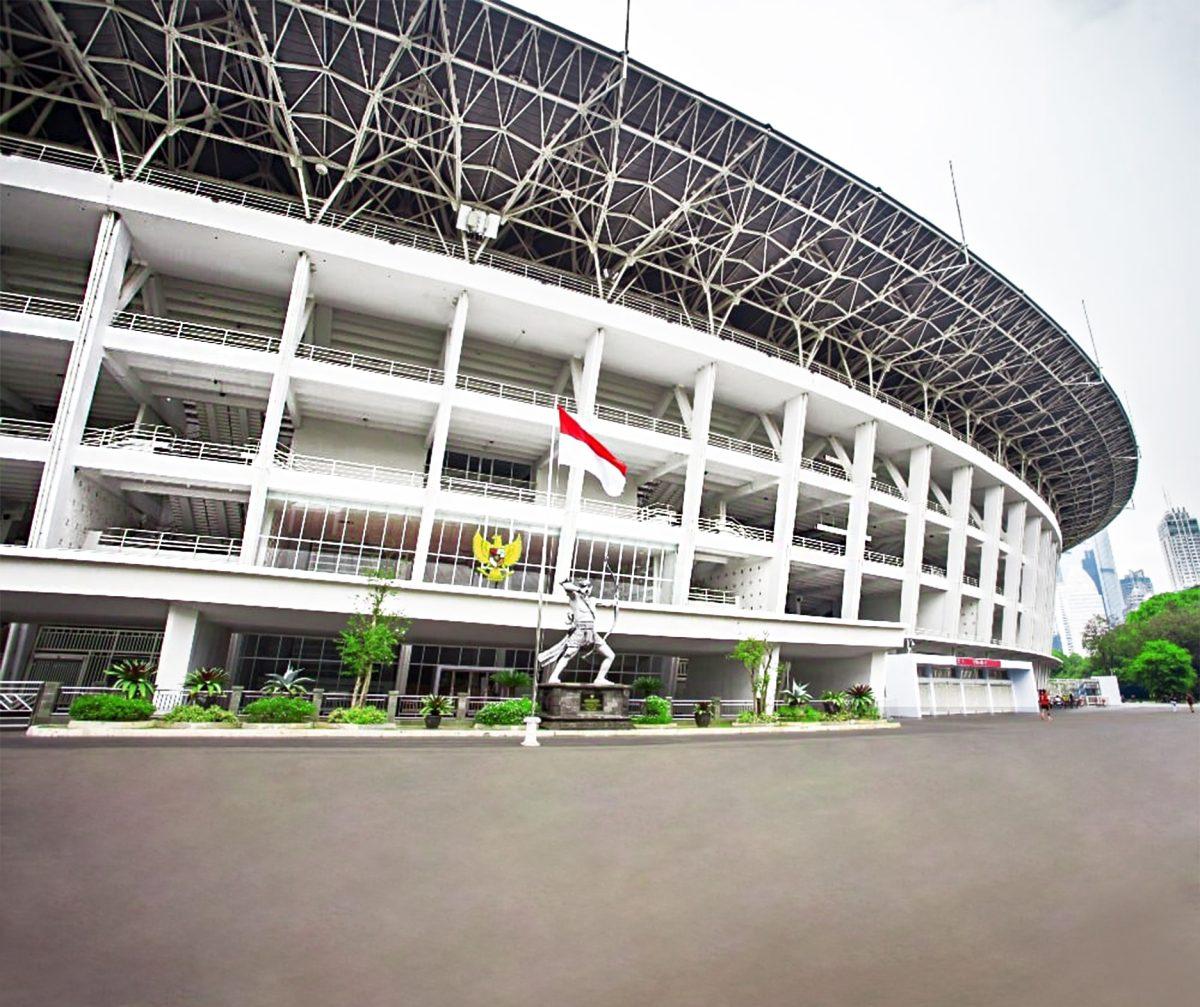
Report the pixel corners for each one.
[717,474,778,505]
[115,262,152,312]
[882,458,908,497]
[930,481,952,514]
[767,393,807,612]
[758,413,782,453]
[941,465,974,636]
[1000,501,1027,646]
[827,436,853,474]
[101,352,186,432]
[673,385,693,433]
[975,486,1005,643]
[640,455,687,486]
[840,420,878,620]
[671,363,716,604]
[899,444,932,629]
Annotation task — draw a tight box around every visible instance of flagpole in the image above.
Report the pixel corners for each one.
[525,414,557,747]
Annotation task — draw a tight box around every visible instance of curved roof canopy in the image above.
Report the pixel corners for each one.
[0,0,1137,546]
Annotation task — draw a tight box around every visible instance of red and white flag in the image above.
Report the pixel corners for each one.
[557,406,627,497]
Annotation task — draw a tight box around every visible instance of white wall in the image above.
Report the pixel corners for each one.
[699,557,772,610]
[56,474,141,548]
[292,419,426,471]
[880,653,923,718]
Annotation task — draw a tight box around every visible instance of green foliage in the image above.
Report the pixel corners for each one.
[69,694,154,721]
[241,696,315,723]
[1125,587,1200,625]
[338,569,409,708]
[777,703,822,722]
[490,669,533,696]
[420,694,453,717]
[729,635,773,714]
[104,659,157,700]
[633,694,672,724]
[1052,650,1092,678]
[1124,640,1196,700]
[846,683,879,719]
[631,675,664,698]
[162,705,239,725]
[820,690,848,713]
[260,666,313,696]
[1081,588,1200,690]
[779,679,812,706]
[474,697,534,726]
[735,710,779,725]
[328,705,388,725]
[184,666,227,700]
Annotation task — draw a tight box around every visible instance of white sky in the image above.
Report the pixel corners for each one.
[517,0,1199,588]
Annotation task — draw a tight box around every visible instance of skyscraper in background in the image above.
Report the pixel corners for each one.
[1054,552,1108,655]
[1120,569,1154,615]
[1081,529,1124,625]
[1158,506,1200,590]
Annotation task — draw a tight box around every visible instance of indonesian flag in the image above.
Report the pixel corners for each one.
[557,406,627,497]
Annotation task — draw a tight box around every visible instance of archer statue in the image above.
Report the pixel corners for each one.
[537,575,618,685]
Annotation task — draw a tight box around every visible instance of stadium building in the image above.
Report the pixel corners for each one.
[0,0,1137,718]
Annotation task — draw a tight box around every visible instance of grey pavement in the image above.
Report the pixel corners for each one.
[1,710,1197,1007]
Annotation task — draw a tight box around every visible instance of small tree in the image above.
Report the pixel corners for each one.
[1124,639,1196,700]
[631,675,663,698]
[491,669,532,697]
[729,635,774,715]
[338,569,408,708]
[1081,615,1111,658]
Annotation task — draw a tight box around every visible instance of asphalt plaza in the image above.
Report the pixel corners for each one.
[1,710,1196,1006]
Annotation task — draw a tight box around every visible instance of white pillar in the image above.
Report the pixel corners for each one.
[762,645,782,714]
[942,465,974,637]
[840,420,878,620]
[1034,529,1056,652]
[1000,501,1026,646]
[672,362,716,605]
[975,485,1005,643]
[156,604,230,692]
[240,252,311,563]
[412,292,469,581]
[899,444,932,630]
[553,329,605,585]
[767,394,807,612]
[1017,515,1044,650]
[29,213,132,547]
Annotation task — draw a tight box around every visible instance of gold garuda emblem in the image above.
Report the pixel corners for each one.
[473,530,522,581]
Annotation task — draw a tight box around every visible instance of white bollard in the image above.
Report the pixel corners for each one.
[521,715,541,747]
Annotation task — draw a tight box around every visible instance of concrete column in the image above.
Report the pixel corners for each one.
[0,623,37,679]
[942,465,974,637]
[412,292,469,581]
[394,642,413,693]
[1035,529,1056,652]
[29,213,132,547]
[840,420,878,620]
[156,604,231,692]
[671,362,717,605]
[767,394,808,612]
[553,329,605,585]
[762,645,782,714]
[1000,501,1027,646]
[899,444,932,629]
[975,485,1005,643]
[240,252,311,563]
[1017,515,1044,650]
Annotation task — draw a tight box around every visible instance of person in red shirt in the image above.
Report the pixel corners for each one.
[1038,688,1053,722]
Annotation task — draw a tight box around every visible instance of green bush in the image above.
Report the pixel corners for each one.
[735,710,779,725]
[474,698,533,726]
[778,703,822,722]
[69,694,154,721]
[241,696,315,723]
[633,694,672,724]
[162,704,239,725]
[631,675,664,698]
[328,705,388,725]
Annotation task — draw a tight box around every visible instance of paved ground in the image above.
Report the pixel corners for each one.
[2,710,1197,1007]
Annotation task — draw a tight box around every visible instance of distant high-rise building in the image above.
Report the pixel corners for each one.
[1081,529,1124,624]
[1158,506,1200,590]
[1120,569,1154,615]
[1054,552,1108,654]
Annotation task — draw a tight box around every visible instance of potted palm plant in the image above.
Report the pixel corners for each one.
[184,667,228,708]
[693,700,713,728]
[420,694,452,729]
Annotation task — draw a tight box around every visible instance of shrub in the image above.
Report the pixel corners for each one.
[846,683,879,719]
[105,659,157,700]
[778,703,822,722]
[491,669,533,696]
[735,710,779,725]
[69,694,154,721]
[328,705,388,725]
[241,696,315,723]
[474,698,533,726]
[633,694,672,724]
[820,690,848,713]
[261,666,314,696]
[162,704,239,725]
[779,679,813,707]
[631,675,664,698]
[185,666,228,704]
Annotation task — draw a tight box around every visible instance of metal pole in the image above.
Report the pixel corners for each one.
[525,418,558,746]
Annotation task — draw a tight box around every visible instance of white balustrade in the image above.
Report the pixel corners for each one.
[864,548,904,567]
[96,527,242,558]
[792,534,847,556]
[110,310,281,353]
[275,448,424,487]
[0,417,54,440]
[799,455,851,481]
[82,424,258,464]
[696,516,773,543]
[688,586,740,606]
[594,403,686,440]
[295,342,443,384]
[0,290,83,321]
[455,372,575,411]
[707,431,778,462]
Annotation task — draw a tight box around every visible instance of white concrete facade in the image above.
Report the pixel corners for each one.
[0,151,1065,712]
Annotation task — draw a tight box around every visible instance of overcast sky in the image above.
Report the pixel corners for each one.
[518,0,1199,589]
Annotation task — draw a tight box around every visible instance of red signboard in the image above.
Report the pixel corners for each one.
[956,657,1002,669]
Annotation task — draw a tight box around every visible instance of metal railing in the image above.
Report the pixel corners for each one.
[792,534,847,556]
[439,472,564,507]
[864,549,904,568]
[96,527,242,558]
[928,500,950,517]
[83,424,258,464]
[594,402,687,439]
[455,372,574,411]
[0,681,43,729]
[871,478,906,500]
[0,290,83,322]
[295,343,443,384]
[275,448,424,487]
[688,586,740,606]
[707,431,778,462]
[922,563,948,578]
[579,498,679,524]
[963,574,980,587]
[0,136,1060,515]
[0,417,54,440]
[697,516,773,543]
[110,310,281,354]
[799,455,851,481]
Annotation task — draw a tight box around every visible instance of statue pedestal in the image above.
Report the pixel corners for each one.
[537,682,633,730]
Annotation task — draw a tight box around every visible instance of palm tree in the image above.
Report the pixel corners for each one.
[490,669,532,697]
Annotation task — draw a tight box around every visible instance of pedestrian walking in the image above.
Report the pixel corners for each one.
[1186,692,1195,713]
[1038,688,1053,722]
[1170,695,1179,712]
